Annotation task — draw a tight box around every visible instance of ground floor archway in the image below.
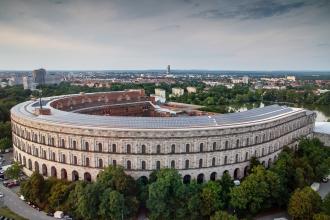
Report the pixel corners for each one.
[210,172,217,181]
[197,173,204,184]
[72,170,79,181]
[61,169,67,180]
[51,166,57,177]
[183,175,191,184]
[84,172,91,182]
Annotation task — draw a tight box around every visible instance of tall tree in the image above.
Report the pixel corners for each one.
[288,187,322,220]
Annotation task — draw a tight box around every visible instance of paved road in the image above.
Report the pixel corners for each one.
[319,181,330,198]
[0,184,54,220]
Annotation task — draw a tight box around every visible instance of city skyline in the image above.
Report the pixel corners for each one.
[0,0,330,71]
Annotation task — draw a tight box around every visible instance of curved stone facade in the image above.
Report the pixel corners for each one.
[11,91,316,182]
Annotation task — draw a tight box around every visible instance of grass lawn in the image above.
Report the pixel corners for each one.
[0,206,28,220]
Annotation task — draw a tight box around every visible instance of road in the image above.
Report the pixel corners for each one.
[0,184,54,220]
[319,181,330,198]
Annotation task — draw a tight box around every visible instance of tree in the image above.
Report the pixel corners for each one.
[288,187,322,220]
[0,137,11,151]
[230,166,281,216]
[211,211,238,220]
[48,181,71,211]
[99,189,125,220]
[147,169,185,220]
[76,183,103,220]
[219,171,234,207]
[20,172,45,206]
[313,213,330,220]
[322,192,330,215]
[4,162,21,179]
[200,181,223,217]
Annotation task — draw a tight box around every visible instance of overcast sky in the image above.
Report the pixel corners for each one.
[0,0,329,71]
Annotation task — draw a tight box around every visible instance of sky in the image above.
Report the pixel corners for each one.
[0,0,329,71]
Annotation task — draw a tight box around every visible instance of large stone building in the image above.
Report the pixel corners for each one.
[11,90,316,183]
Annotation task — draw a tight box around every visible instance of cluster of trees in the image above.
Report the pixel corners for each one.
[170,85,262,112]
[263,88,330,105]
[19,138,330,219]
[21,166,140,219]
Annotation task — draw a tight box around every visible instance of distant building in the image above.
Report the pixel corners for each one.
[187,87,197,94]
[155,88,166,98]
[32,68,46,85]
[8,77,15,86]
[166,65,171,75]
[286,76,296,81]
[242,76,249,84]
[22,76,29,90]
[172,88,184,97]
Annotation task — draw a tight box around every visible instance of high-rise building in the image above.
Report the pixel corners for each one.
[187,87,197,94]
[22,76,29,90]
[242,76,249,84]
[172,87,184,97]
[32,68,46,85]
[155,88,166,98]
[166,65,171,74]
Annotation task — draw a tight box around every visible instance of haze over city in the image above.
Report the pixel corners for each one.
[0,0,330,71]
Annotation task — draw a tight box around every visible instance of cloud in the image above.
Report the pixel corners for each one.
[154,24,181,31]
[192,0,307,20]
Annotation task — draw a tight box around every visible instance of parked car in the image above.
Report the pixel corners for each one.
[311,182,320,191]
[0,192,4,198]
[233,180,240,186]
[54,211,64,219]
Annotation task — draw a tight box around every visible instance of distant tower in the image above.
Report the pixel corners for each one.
[32,68,46,85]
[166,65,171,74]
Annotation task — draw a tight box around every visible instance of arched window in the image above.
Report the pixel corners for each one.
[185,160,189,169]
[98,143,102,152]
[236,139,239,148]
[235,154,239,163]
[255,136,258,144]
[127,160,131,170]
[186,144,190,153]
[212,157,216,166]
[112,144,116,153]
[156,145,161,153]
[42,136,46,144]
[52,152,56,161]
[61,139,65,148]
[142,145,146,154]
[199,159,203,168]
[246,137,249,146]
[73,156,77,165]
[99,159,103,168]
[141,161,146,170]
[51,137,55,146]
[262,148,264,156]
[171,144,175,153]
[245,152,248,161]
[263,134,266,142]
[113,160,117,166]
[62,154,66,163]
[171,160,175,168]
[224,156,228,165]
[85,142,89,151]
[127,144,131,153]
[85,157,90,167]
[225,141,229,149]
[72,140,77,150]
[199,143,203,152]
[254,149,258,157]
[213,142,216,151]
[156,161,160,170]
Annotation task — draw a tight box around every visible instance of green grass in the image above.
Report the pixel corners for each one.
[0,206,28,220]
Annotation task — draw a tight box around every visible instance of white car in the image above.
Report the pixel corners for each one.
[0,192,4,198]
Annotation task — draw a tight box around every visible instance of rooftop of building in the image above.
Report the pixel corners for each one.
[314,122,330,134]
[11,91,313,130]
